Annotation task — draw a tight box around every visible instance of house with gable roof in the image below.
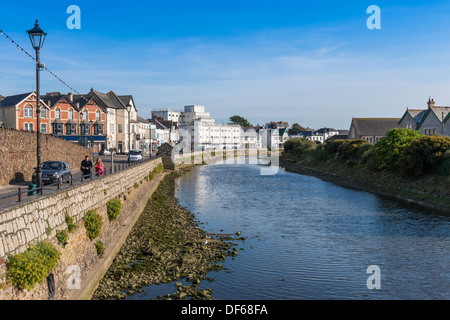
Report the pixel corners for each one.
[39,92,108,153]
[398,108,428,130]
[399,98,450,136]
[348,118,400,144]
[416,98,450,136]
[0,92,51,133]
[444,113,450,136]
[42,92,79,137]
[87,89,138,154]
[278,128,290,146]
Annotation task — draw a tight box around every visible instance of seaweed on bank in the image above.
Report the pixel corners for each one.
[92,171,238,300]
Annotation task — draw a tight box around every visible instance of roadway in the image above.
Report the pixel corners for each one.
[0,153,158,209]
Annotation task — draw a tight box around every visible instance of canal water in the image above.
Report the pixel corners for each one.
[130,161,450,300]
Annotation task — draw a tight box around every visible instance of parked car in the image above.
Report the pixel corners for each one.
[32,161,71,185]
[99,149,116,156]
[128,150,143,162]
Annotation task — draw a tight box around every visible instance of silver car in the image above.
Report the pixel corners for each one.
[33,161,71,185]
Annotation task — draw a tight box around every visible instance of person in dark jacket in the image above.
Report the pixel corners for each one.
[81,155,93,179]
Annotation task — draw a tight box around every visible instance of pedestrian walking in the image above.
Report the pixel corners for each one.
[81,155,93,179]
[95,158,105,176]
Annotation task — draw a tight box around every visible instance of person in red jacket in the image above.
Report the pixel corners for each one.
[95,158,105,176]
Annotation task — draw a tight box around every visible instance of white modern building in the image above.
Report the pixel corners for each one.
[178,105,243,151]
[151,109,182,123]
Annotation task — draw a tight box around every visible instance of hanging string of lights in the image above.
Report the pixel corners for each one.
[0,27,138,120]
[0,26,83,96]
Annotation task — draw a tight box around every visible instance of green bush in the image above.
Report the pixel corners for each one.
[400,135,450,176]
[337,139,369,161]
[95,241,104,257]
[323,139,347,156]
[154,163,164,174]
[372,128,420,171]
[149,171,156,181]
[65,214,77,233]
[83,210,103,241]
[107,198,122,222]
[56,230,68,248]
[356,143,372,161]
[283,138,317,157]
[6,241,60,291]
[312,144,329,161]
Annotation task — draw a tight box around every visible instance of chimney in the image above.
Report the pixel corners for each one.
[47,100,51,108]
[428,98,435,109]
[0,95,4,102]
[68,92,73,102]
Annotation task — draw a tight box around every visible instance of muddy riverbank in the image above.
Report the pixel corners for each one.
[92,169,242,300]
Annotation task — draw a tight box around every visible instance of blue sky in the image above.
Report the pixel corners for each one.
[1,0,450,129]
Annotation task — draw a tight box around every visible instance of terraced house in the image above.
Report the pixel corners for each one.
[40,92,107,153]
[87,89,138,154]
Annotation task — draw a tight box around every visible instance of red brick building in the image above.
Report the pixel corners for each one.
[73,94,107,153]
[42,92,79,136]
[42,92,108,153]
[0,92,51,133]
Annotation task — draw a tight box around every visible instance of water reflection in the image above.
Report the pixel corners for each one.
[173,162,450,300]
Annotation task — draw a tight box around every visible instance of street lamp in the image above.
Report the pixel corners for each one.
[126,103,132,163]
[27,20,47,188]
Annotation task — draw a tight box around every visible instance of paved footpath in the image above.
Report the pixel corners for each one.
[0,153,158,209]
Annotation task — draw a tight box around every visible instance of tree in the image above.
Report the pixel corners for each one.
[288,123,308,135]
[372,128,420,171]
[229,115,252,127]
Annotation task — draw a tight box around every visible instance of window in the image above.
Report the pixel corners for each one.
[53,124,63,135]
[81,124,90,135]
[118,124,123,134]
[55,108,61,119]
[96,111,101,121]
[82,111,88,120]
[69,109,74,120]
[40,123,47,134]
[94,124,103,135]
[110,123,115,134]
[40,109,47,119]
[24,123,33,131]
[24,107,33,118]
[66,124,76,135]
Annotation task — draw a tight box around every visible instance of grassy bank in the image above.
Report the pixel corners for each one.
[92,170,241,300]
[282,132,450,215]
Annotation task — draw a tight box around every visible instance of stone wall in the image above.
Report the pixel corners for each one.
[0,157,163,300]
[0,127,93,185]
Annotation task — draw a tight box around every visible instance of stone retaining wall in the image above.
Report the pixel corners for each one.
[0,127,94,185]
[0,158,163,300]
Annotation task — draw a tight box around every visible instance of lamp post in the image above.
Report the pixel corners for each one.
[27,20,47,189]
[126,104,132,163]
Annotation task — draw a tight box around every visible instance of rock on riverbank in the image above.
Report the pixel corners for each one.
[92,171,238,300]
